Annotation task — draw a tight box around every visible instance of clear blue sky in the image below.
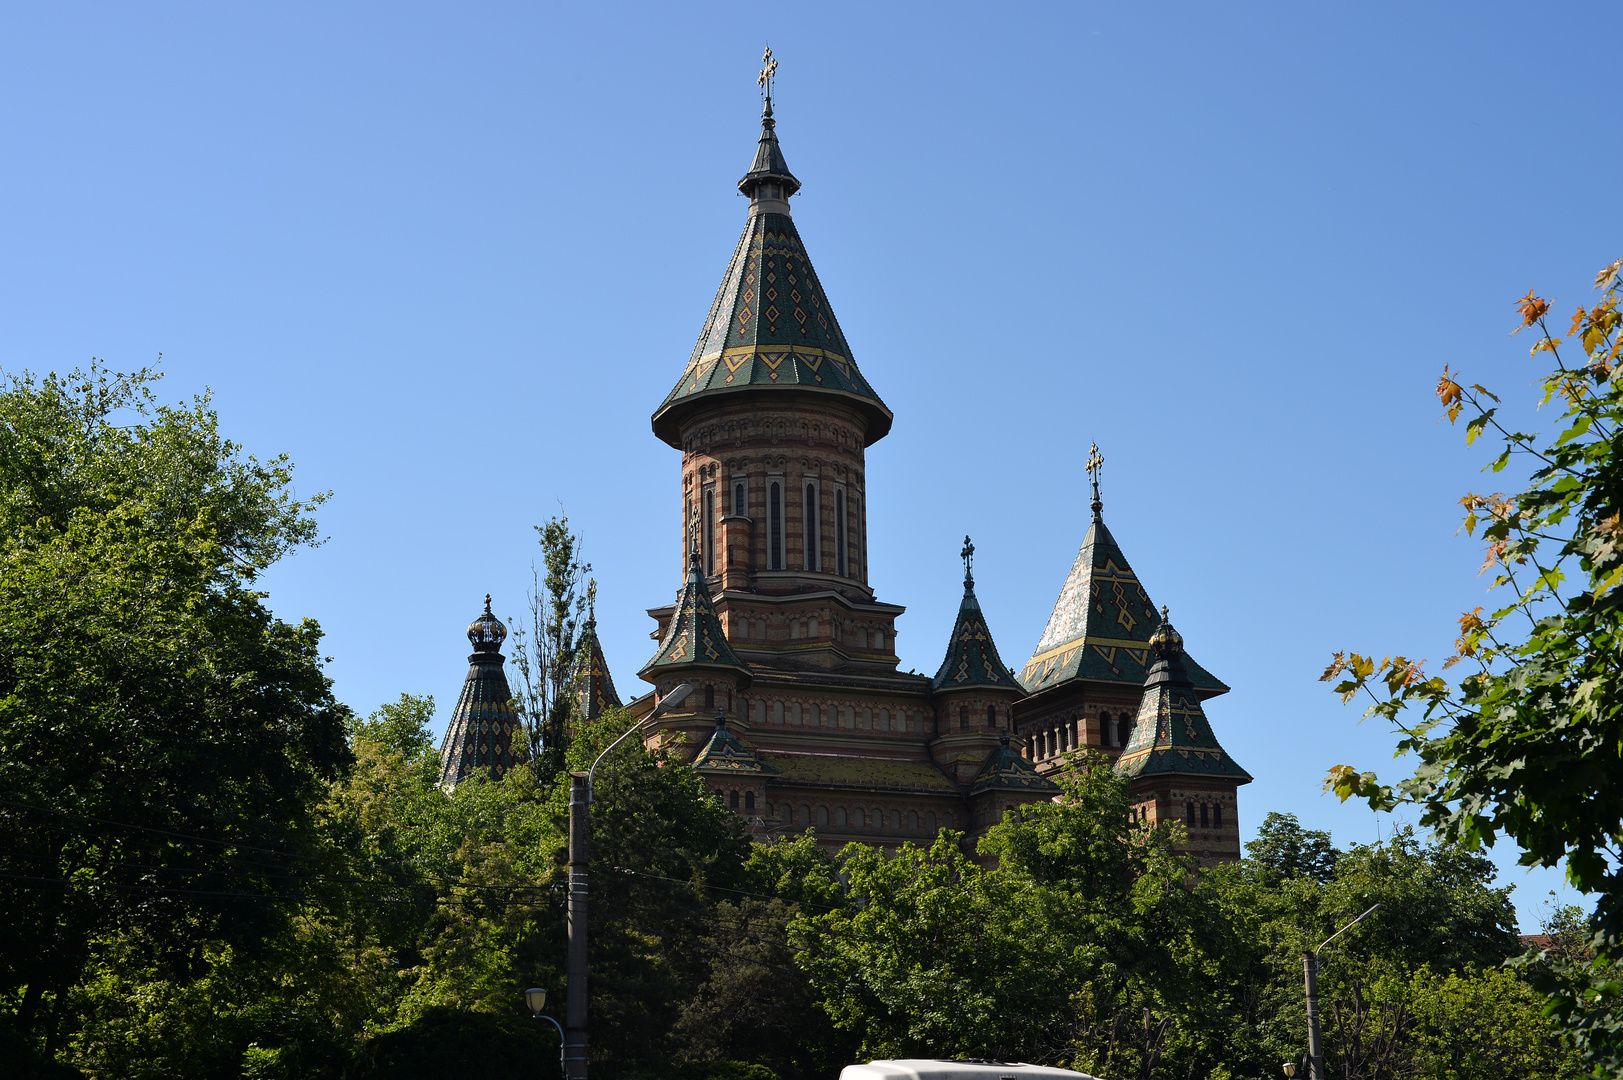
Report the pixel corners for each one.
[2,3,1616,930]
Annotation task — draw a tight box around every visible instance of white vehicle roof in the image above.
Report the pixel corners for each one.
[839,1061,1098,1080]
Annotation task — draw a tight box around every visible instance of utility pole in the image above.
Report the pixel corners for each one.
[1303,903,1379,1080]
[564,682,693,1080]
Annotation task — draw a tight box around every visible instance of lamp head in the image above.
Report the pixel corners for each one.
[524,987,547,1015]
[653,683,695,718]
[1283,1062,1297,1078]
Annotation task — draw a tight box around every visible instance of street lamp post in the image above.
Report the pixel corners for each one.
[525,988,565,1076]
[565,682,694,1080]
[1303,903,1380,1080]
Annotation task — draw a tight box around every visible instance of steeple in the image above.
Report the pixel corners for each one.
[651,52,891,449]
[1115,609,1251,785]
[931,537,1021,691]
[437,595,520,785]
[640,549,753,684]
[572,598,623,721]
[1019,459,1227,697]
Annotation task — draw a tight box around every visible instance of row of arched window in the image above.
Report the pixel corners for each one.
[776,802,954,834]
[1185,800,1225,829]
[1024,711,1136,761]
[744,699,915,733]
[693,473,863,581]
[729,614,888,650]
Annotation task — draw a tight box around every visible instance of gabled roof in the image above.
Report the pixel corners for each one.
[1020,513,1227,696]
[651,108,891,448]
[572,617,622,721]
[438,596,519,785]
[1114,616,1251,785]
[970,735,1060,796]
[639,552,753,683]
[931,569,1022,694]
[691,714,779,775]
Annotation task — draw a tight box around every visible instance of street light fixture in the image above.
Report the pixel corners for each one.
[1282,1062,1297,1079]
[1303,903,1380,1080]
[525,988,565,1075]
[565,682,695,1080]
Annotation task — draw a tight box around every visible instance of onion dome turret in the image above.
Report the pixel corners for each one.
[437,595,520,785]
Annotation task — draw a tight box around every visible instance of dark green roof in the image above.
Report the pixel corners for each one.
[970,736,1060,796]
[932,576,1022,693]
[1020,514,1227,696]
[738,100,800,197]
[1114,619,1251,785]
[572,617,622,721]
[437,596,519,785]
[691,715,779,775]
[651,111,891,448]
[639,553,753,682]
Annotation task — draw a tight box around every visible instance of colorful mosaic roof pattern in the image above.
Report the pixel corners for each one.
[1020,514,1227,696]
[650,112,892,447]
[438,596,519,786]
[691,715,780,775]
[1114,617,1251,785]
[572,617,622,721]
[931,575,1021,692]
[970,735,1061,796]
[757,751,961,794]
[639,552,753,681]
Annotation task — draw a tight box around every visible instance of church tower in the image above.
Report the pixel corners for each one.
[635,53,1054,849]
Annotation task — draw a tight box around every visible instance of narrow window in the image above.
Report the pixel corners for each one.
[729,790,739,810]
[804,482,819,571]
[1214,803,1224,828]
[836,490,847,576]
[704,685,714,710]
[769,482,783,569]
[959,705,968,731]
[1186,802,1196,826]
[1200,803,1210,828]
[745,791,755,812]
[1117,717,1132,746]
[986,705,997,729]
[734,482,746,516]
[703,487,714,574]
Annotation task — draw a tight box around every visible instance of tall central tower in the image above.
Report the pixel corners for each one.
[646,73,903,680]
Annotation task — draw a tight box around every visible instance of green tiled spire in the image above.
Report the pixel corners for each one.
[931,537,1022,692]
[1114,612,1251,785]
[639,550,753,682]
[651,98,892,448]
[970,734,1059,796]
[438,595,520,785]
[1020,511,1227,696]
[691,712,780,776]
[571,612,622,721]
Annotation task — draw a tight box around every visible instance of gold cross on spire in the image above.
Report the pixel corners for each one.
[758,46,778,108]
[1086,441,1105,517]
[961,534,975,586]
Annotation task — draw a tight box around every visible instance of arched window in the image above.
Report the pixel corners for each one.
[1186,801,1196,826]
[890,810,902,830]
[816,805,829,827]
[874,629,885,650]
[768,481,783,569]
[744,791,755,812]
[909,810,920,832]
[703,487,714,574]
[734,482,746,517]
[704,684,714,710]
[729,790,739,810]
[1100,712,1113,746]
[835,490,848,576]
[959,705,969,731]
[804,482,820,570]
[835,807,848,827]
[1117,716,1132,746]
[986,704,997,729]
[925,812,938,834]
[878,708,889,731]
[1213,803,1224,828]
[1200,803,1210,828]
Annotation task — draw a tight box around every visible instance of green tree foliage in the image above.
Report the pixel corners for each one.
[1321,260,1623,1074]
[0,363,350,1061]
[507,516,592,781]
[1248,812,1341,885]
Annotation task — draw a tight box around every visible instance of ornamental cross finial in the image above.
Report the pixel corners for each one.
[1086,442,1105,517]
[758,46,778,109]
[961,535,975,587]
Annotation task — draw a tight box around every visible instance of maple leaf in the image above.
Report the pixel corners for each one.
[1596,258,1622,292]
[1512,288,1550,334]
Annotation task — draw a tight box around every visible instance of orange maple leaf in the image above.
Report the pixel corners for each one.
[1512,289,1551,335]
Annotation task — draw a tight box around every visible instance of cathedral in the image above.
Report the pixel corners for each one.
[439,59,1251,864]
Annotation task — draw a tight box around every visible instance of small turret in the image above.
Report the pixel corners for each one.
[437,595,520,785]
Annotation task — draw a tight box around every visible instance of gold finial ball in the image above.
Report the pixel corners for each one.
[1148,606,1183,655]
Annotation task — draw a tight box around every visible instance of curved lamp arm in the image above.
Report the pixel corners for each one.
[587,683,694,796]
[1316,903,1380,961]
